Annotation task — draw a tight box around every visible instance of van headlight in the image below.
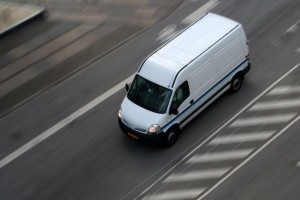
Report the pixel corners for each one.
[118,108,122,119]
[147,124,161,135]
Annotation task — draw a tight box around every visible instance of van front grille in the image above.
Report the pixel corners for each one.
[135,128,146,133]
[123,119,146,133]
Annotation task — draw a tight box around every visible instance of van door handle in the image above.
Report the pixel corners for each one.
[190,99,194,104]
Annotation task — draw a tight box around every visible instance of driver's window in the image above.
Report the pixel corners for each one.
[171,81,190,110]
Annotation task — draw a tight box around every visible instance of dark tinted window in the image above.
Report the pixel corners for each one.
[127,75,172,114]
[171,81,190,110]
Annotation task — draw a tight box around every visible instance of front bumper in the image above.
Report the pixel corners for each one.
[118,117,165,144]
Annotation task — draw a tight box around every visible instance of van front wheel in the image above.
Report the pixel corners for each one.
[230,75,243,93]
[164,128,178,147]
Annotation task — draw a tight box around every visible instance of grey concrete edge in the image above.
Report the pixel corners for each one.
[0,2,46,36]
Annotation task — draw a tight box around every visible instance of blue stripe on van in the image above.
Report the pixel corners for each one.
[162,58,249,132]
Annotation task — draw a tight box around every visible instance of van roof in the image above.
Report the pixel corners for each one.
[139,13,240,88]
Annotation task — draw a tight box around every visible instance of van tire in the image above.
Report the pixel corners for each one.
[164,128,179,147]
[230,75,243,93]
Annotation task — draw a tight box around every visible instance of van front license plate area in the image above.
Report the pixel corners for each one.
[128,132,139,140]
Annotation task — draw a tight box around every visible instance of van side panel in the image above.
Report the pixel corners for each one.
[183,25,248,103]
[190,60,216,100]
[161,26,249,132]
[214,31,245,76]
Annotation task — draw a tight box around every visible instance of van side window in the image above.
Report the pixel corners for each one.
[171,81,190,110]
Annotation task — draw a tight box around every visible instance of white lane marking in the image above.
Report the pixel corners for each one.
[181,0,220,24]
[272,19,300,47]
[249,99,300,111]
[284,19,299,33]
[0,74,135,169]
[230,113,297,127]
[268,85,300,95]
[198,116,300,200]
[135,63,299,199]
[208,131,275,145]
[187,149,254,163]
[156,24,180,43]
[142,188,206,200]
[296,161,300,168]
[271,39,281,47]
[296,48,300,53]
[164,168,230,183]
[156,0,220,43]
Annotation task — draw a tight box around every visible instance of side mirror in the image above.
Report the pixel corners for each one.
[169,107,178,115]
[125,83,130,92]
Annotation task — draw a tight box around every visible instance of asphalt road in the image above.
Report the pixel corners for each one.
[0,0,182,116]
[204,120,300,200]
[1,0,300,200]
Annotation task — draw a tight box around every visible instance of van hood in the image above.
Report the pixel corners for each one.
[121,97,163,133]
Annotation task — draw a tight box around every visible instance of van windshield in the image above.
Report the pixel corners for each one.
[127,75,172,114]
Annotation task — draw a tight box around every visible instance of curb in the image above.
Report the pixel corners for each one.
[0,1,46,36]
[0,0,184,118]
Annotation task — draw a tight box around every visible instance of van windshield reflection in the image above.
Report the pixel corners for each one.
[127,75,172,114]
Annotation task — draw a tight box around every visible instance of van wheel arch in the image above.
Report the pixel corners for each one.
[230,73,243,93]
[164,125,180,147]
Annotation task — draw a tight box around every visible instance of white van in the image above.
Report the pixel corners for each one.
[118,13,250,146]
